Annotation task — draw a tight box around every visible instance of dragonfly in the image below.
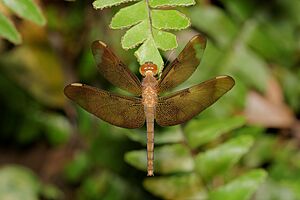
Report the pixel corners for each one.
[64,35,235,176]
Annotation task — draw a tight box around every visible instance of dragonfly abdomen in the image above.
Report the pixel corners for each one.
[144,106,155,176]
[141,71,158,176]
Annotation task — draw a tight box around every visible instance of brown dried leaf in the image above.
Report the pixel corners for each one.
[245,78,295,128]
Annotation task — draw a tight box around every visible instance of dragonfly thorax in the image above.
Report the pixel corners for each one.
[141,71,158,108]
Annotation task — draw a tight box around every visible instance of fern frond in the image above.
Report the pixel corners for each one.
[93,0,195,71]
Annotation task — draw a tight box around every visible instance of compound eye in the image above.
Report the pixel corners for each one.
[151,64,158,76]
[139,65,146,76]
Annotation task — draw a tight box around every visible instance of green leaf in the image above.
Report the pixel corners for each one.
[2,0,46,26]
[150,0,195,7]
[152,10,190,30]
[245,21,297,67]
[225,45,270,92]
[93,0,139,9]
[17,114,41,144]
[143,173,207,199]
[110,1,147,29]
[40,184,64,200]
[125,144,194,174]
[184,116,246,148]
[243,135,276,168]
[42,113,71,146]
[0,165,40,200]
[0,45,66,107]
[124,150,146,173]
[124,125,184,145]
[220,0,256,21]
[122,20,148,49]
[282,180,300,200]
[78,171,143,200]
[135,37,163,70]
[155,126,184,144]
[280,0,300,26]
[64,151,90,183]
[210,169,267,200]
[191,5,238,48]
[153,29,177,50]
[255,180,300,200]
[0,12,21,44]
[195,135,254,181]
[277,68,300,112]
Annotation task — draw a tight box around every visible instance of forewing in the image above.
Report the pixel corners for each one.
[64,83,145,129]
[92,41,142,95]
[156,76,235,126]
[158,34,207,94]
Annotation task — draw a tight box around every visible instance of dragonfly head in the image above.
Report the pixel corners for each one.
[140,62,158,76]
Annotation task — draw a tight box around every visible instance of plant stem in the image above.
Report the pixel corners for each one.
[145,0,154,37]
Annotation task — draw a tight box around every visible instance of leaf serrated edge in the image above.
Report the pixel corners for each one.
[121,34,147,50]
[93,0,139,10]
[150,1,196,8]
[109,1,147,30]
[134,37,164,68]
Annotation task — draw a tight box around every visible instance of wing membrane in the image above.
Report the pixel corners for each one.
[64,83,145,128]
[158,34,207,94]
[92,41,142,95]
[156,76,235,126]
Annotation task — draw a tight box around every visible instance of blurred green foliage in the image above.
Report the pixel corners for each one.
[0,0,46,44]
[0,0,299,200]
[0,165,40,200]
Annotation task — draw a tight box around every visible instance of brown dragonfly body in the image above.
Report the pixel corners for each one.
[64,35,235,176]
[141,64,159,176]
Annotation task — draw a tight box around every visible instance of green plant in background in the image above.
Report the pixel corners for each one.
[0,165,63,200]
[93,0,194,71]
[0,165,40,200]
[124,116,267,199]
[188,0,300,107]
[0,0,71,148]
[0,0,299,199]
[0,0,46,44]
